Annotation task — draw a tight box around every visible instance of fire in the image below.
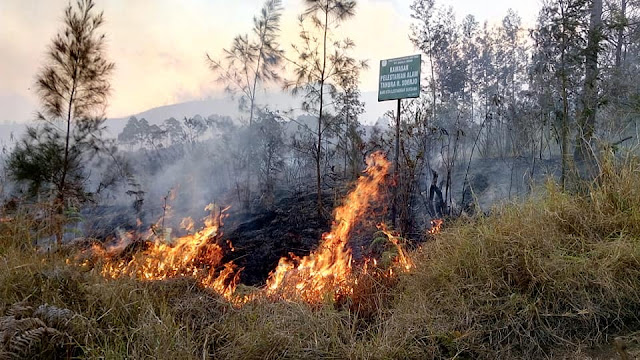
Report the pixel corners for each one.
[96,204,242,302]
[264,151,390,302]
[378,223,414,272]
[428,218,443,235]
[80,151,419,305]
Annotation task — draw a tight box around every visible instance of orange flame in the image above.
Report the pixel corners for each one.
[84,151,420,305]
[377,223,414,272]
[97,204,242,302]
[428,218,443,235]
[264,151,390,302]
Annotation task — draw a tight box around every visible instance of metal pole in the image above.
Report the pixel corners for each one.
[392,98,401,227]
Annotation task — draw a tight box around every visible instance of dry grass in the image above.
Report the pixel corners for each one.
[379,154,640,359]
[1,153,640,359]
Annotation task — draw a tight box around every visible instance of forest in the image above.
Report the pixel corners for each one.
[1,0,640,358]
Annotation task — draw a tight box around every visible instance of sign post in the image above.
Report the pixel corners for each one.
[378,54,421,227]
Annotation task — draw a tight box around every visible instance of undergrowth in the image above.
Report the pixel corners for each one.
[1,154,640,359]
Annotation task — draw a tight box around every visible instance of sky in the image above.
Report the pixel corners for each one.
[0,0,542,123]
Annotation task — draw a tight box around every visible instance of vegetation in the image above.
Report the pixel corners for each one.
[286,0,367,216]
[1,152,639,359]
[207,0,284,126]
[6,0,116,244]
[2,0,640,358]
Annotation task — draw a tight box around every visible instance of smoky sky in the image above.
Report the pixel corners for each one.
[0,0,539,123]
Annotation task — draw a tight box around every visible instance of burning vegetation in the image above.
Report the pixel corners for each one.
[264,151,393,302]
[73,152,431,306]
[94,203,241,303]
[4,0,640,357]
[4,155,640,359]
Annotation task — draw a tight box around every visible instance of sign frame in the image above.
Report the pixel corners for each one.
[377,54,421,102]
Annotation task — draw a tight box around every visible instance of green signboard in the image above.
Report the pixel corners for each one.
[378,54,421,101]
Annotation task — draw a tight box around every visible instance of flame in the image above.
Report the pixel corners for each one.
[428,218,443,235]
[96,204,242,302]
[81,151,420,305]
[377,223,414,272]
[180,217,195,233]
[264,151,390,302]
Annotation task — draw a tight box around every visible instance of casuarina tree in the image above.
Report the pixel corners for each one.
[8,0,114,243]
[207,0,284,126]
[286,0,367,216]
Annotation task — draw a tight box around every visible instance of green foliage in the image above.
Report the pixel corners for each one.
[8,127,70,198]
[7,0,114,206]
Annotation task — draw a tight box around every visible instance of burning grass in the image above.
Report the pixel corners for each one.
[72,151,404,307]
[264,151,392,302]
[1,153,640,358]
[93,203,243,303]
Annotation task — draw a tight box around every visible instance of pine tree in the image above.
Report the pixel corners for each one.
[7,0,114,242]
[285,0,366,216]
[207,0,284,126]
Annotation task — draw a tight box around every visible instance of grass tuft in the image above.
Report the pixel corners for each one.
[1,153,640,358]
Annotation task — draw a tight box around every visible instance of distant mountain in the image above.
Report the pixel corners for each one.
[104,90,396,137]
[3,91,397,143]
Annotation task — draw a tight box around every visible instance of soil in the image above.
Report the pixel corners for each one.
[221,192,334,286]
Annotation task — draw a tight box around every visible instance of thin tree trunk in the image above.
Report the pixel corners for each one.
[343,116,349,179]
[249,41,264,126]
[56,73,77,244]
[470,61,474,124]
[560,4,570,190]
[575,0,603,179]
[59,83,76,202]
[316,6,329,217]
[615,0,627,69]
[460,116,487,215]
[561,72,570,190]
[430,52,436,121]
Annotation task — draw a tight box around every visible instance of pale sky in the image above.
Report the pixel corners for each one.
[0,0,541,123]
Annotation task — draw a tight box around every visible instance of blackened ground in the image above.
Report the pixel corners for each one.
[80,204,140,241]
[220,192,336,286]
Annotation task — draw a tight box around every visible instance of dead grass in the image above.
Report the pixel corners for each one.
[1,153,640,359]
[379,153,640,359]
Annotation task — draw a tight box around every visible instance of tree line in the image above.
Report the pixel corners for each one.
[3,0,640,241]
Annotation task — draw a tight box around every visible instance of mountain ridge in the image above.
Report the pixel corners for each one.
[105,90,395,135]
[2,91,395,145]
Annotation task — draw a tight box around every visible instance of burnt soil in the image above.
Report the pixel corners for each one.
[220,192,335,286]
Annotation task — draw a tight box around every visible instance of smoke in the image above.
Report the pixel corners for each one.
[2,92,563,246]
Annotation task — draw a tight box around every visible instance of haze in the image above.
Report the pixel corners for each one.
[1,0,540,123]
